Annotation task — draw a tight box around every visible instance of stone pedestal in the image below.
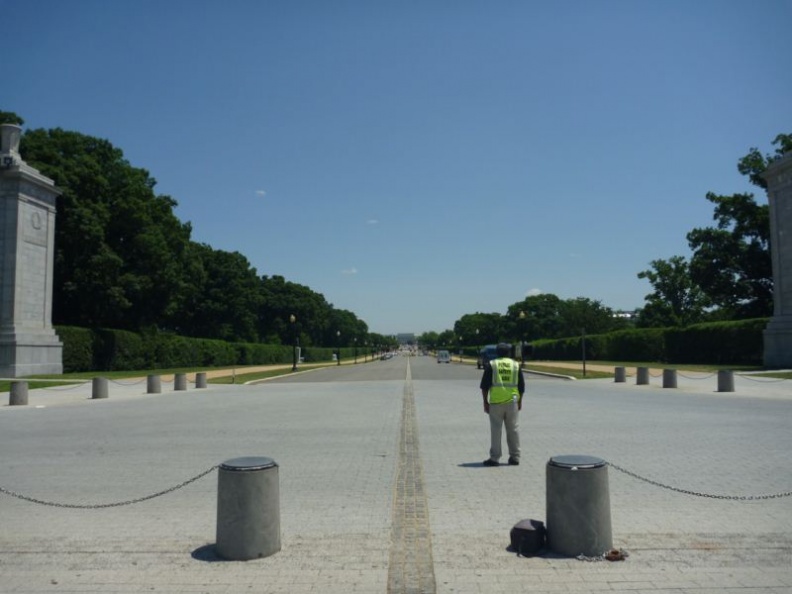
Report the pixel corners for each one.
[762,152,792,368]
[0,124,63,377]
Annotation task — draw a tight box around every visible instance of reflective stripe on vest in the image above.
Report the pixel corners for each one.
[488,358,519,404]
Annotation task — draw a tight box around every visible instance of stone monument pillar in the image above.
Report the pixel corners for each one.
[0,124,63,377]
[761,152,792,368]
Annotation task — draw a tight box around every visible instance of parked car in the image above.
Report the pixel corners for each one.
[436,350,451,364]
[476,344,499,369]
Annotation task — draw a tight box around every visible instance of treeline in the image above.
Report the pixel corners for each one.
[2,111,394,350]
[420,294,632,349]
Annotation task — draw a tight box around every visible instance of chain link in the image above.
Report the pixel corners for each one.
[608,462,792,500]
[0,465,217,509]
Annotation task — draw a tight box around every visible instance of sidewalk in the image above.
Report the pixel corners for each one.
[0,357,790,593]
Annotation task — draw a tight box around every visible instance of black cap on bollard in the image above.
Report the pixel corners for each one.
[220,457,278,472]
[548,455,607,469]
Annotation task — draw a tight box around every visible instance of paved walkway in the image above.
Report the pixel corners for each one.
[0,357,790,593]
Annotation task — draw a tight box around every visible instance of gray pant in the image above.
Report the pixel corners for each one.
[488,401,520,461]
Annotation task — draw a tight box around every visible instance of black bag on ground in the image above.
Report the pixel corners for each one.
[509,519,546,557]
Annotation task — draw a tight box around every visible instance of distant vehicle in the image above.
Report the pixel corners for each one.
[436,350,451,364]
[476,344,499,369]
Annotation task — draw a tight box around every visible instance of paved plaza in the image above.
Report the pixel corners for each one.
[1,357,790,593]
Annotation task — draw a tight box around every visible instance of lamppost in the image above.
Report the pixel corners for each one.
[459,335,463,362]
[336,330,341,366]
[290,314,298,372]
[354,337,358,364]
[364,341,368,362]
[519,310,526,367]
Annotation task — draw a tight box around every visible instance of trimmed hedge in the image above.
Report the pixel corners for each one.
[54,326,338,372]
[530,319,767,365]
[665,319,766,365]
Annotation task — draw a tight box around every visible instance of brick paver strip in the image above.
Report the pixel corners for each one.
[388,361,437,594]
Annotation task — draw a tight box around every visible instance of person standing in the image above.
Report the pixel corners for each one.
[480,343,525,466]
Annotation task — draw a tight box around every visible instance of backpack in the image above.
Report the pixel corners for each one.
[509,519,546,557]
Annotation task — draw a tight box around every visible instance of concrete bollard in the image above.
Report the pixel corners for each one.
[174,373,187,391]
[92,377,108,399]
[614,367,626,383]
[546,455,612,557]
[147,374,161,394]
[9,381,28,406]
[196,372,207,389]
[662,369,677,389]
[636,367,649,385]
[718,370,735,392]
[216,457,281,561]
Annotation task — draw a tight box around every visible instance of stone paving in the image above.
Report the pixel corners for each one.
[0,357,790,593]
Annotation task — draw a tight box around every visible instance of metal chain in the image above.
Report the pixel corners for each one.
[677,372,717,380]
[736,374,789,384]
[608,462,792,500]
[0,465,217,509]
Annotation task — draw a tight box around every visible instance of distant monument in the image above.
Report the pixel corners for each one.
[761,151,792,368]
[0,123,63,377]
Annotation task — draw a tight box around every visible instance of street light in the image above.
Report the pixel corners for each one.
[336,330,341,366]
[519,310,526,367]
[290,314,298,371]
[354,338,358,364]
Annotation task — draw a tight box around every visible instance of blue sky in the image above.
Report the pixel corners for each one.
[4,0,790,335]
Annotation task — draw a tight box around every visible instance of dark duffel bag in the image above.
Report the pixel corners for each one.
[509,519,546,557]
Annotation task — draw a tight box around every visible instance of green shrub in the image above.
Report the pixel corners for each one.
[56,326,94,372]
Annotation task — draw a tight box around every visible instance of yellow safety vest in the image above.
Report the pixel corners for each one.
[488,358,519,404]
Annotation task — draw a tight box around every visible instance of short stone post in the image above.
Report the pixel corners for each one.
[662,369,677,389]
[546,455,612,557]
[174,373,187,391]
[216,457,281,560]
[92,377,108,399]
[147,374,161,394]
[9,381,28,405]
[717,370,735,392]
[614,367,626,383]
[196,372,207,389]
[636,367,649,385]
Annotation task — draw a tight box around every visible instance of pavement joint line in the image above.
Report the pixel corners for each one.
[388,358,437,594]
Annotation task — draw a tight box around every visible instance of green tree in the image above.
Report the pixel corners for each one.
[558,297,623,337]
[259,275,334,346]
[184,245,262,342]
[0,111,24,125]
[636,256,710,327]
[20,127,196,331]
[453,312,503,347]
[687,133,791,319]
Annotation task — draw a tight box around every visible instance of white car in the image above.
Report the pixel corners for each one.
[436,350,451,364]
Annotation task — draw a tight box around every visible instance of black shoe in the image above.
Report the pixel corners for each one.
[483,459,499,467]
[508,458,519,466]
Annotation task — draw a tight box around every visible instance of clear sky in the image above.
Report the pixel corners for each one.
[4,0,789,336]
